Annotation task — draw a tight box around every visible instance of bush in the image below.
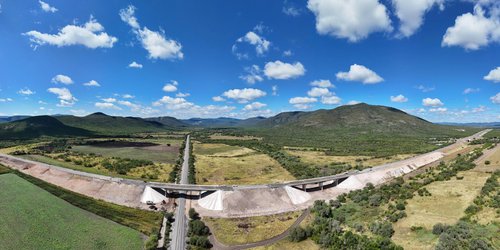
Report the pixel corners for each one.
[289,226,307,242]
[432,223,449,235]
[369,221,394,238]
[188,220,210,236]
[189,208,200,220]
[188,235,211,248]
[485,160,490,165]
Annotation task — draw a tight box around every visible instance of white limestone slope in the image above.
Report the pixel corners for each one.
[336,175,365,190]
[284,186,311,205]
[198,190,224,211]
[140,186,166,204]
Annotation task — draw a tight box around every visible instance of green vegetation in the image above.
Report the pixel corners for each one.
[294,147,486,249]
[188,139,196,184]
[169,136,187,183]
[71,144,178,163]
[188,208,212,249]
[56,112,168,135]
[0,116,91,139]
[11,170,163,235]
[0,173,144,249]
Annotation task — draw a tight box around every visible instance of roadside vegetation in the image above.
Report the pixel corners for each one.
[188,208,212,249]
[168,136,187,183]
[284,145,489,249]
[0,171,147,249]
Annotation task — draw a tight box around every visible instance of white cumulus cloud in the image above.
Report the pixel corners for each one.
[51,74,73,85]
[212,96,226,102]
[24,17,117,49]
[39,1,57,13]
[484,66,500,82]
[321,95,342,105]
[463,88,480,94]
[120,5,183,60]
[47,87,77,107]
[95,102,121,110]
[422,97,444,107]
[163,84,177,92]
[222,88,266,103]
[442,4,500,50]
[307,87,331,97]
[307,0,392,42]
[336,64,383,84]
[243,102,267,111]
[392,0,444,37]
[491,92,500,104]
[240,65,264,84]
[264,60,305,80]
[128,61,143,68]
[390,94,408,103]
[235,31,270,56]
[289,96,317,109]
[83,80,100,87]
[18,88,35,95]
[310,79,334,88]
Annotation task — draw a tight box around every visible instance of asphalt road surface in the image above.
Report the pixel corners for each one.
[170,135,191,250]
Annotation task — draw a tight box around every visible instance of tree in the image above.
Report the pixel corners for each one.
[289,226,307,242]
[189,208,200,220]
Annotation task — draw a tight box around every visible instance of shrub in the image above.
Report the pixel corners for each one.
[432,223,449,235]
[289,226,307,242]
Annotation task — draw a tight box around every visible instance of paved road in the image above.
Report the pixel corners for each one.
[169,135,191,250]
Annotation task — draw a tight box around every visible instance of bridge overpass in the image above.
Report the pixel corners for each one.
[147,170,356,198]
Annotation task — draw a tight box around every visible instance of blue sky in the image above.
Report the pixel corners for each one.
[0,0,499,122]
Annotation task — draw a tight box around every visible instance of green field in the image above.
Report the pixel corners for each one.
[0,173,144,249]
[71,145,178,163]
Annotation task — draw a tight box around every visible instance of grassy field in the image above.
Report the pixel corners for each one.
[252,239,319,250]
[209,134,262,141]
[194,143,295,184]
[392,169,492,249]
[286,150,415,168]
[0,173,144,249]
[204,211,302,245]
[19,154,173,182]
[71,145,178,163]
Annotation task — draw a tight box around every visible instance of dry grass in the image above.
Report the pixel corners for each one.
[204,211,301,245]
[209,134,262,141]
[392,169,491,249]
[251,239,319,250]
[286,150,415,168]
[194,143,295,185]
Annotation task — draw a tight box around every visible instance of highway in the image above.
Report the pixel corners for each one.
[169,135,191,250]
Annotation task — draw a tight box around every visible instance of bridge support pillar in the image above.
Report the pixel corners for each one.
[199,191,202,199]
[319,182,323,190]
[302,184,306,191]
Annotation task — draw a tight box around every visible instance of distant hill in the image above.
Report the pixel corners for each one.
[0,115,31,123]
[439,122,500,128]
[146,116,190,128]
[181,117,267,128]
[0,116,91,139]
[55,112,170,135]
[241,103,480,155]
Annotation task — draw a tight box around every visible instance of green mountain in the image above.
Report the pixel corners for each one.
[56,112,169,135]
[146,116,190,128]
[0,116,91,139]
[245,103,479,156]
